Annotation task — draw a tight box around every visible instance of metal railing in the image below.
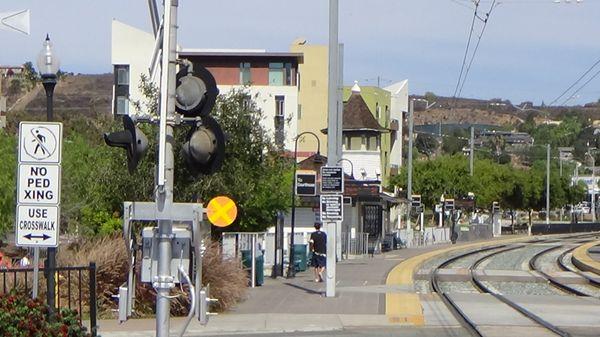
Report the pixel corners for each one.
[341,232,369,258]
[0,262,98,337]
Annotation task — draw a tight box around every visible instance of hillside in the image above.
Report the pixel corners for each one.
[411,94,600,127]
[8,73,113,117]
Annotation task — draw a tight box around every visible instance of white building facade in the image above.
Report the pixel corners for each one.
[111,21,301,151]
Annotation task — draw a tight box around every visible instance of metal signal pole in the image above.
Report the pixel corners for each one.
[155,1,178,336]
[326,0,340,299]
[407,99,414,229]
[546,144,550,225]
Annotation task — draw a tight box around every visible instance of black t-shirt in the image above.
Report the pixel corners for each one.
[310,230,327,255]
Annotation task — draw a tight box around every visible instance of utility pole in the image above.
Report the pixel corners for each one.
[326,0,340,298]
[155,1,177,335]
[438,120,442,157]
[546,144,550,225]
[592,154,596,222]
[407,99,414,229]
[469,126,474,176]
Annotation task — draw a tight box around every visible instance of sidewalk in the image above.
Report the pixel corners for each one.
[99,243,457,336]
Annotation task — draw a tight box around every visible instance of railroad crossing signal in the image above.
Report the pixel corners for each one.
[103,115,148,173]
[444,199,455,211]
[206,196,237,227]
[411,194,421,208]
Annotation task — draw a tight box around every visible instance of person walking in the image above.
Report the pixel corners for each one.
[309,222,327,282]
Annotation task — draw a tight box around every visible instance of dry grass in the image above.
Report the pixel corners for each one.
[201,240,248,312]
[54,235,247,318]
[57,235,128,318]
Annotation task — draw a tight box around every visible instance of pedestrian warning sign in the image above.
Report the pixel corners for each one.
[19,122,62,163]
[16,122,62,248]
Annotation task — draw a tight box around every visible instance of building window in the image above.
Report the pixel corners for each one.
[367,136,378,151]
[274,95,285,148]
[385,106,390,127]
[269,63,284,86]
[116,96,129,115]
[240,62,251,84]
[350,136,362,150]
[242,94,252,109]
[117,67,129,85]
[113,65,130,116]
[275,95,285,117]
[269,62,293,86]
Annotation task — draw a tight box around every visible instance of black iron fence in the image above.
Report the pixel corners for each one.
[0,262,98,337]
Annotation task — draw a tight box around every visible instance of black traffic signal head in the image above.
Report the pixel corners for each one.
[444,199,455,211]
[104,115,148,173]
[411,194,421,208]
[175,64,219,117]
[182,116,225,175]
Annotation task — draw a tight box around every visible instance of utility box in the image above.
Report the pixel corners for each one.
[141,226,191,284]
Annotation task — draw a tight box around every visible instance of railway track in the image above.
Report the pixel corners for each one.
[429,235,600,337]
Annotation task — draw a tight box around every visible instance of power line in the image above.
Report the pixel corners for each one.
[549,57,600,106]
[559,66,600,106]
[457,0,498,99]
[451,0,480,105]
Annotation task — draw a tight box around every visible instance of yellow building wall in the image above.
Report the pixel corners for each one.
[290,42,329,159]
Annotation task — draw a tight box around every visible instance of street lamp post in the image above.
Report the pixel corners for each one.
[287,132,321,278]
[38,35,59,122]
[36,34,60,318]
[336,158,354,179]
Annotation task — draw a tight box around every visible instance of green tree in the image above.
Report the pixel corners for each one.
[21,61,38,90]
[415,133,438,158]
[174,90,292,232]
[0,130,17,235]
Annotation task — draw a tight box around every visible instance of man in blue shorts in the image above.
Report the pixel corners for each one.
[309,222,327,282]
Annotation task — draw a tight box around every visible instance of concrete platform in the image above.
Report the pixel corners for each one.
[572,240,600,274]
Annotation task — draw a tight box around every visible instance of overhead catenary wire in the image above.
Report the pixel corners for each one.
[559,66,600,106]
[549,57,600,106]
[457,0,498,99]
[451,0,498,107]
[451,0,480,105]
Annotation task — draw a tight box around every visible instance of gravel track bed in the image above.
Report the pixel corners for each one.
[437,281,479,294]
[535,247,568,273]
[480,280,564,296]
[483,245,551,271]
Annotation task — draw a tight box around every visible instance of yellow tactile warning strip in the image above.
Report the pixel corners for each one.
[572,240,600,274]
[385,236,531,325]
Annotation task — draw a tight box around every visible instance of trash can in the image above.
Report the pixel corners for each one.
[241,250,264,286]
[293,244,308,272]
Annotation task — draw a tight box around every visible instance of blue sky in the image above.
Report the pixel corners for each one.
[1,0,600,106]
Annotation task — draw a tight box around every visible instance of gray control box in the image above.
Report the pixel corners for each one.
[140,226,191,283]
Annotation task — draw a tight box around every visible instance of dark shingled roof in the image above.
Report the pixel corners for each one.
[342,93,386,131]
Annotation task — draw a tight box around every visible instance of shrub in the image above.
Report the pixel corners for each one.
[0,291,90,337]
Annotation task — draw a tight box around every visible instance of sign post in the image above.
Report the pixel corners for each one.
[15,121,62,299]
[320,193,342,298]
